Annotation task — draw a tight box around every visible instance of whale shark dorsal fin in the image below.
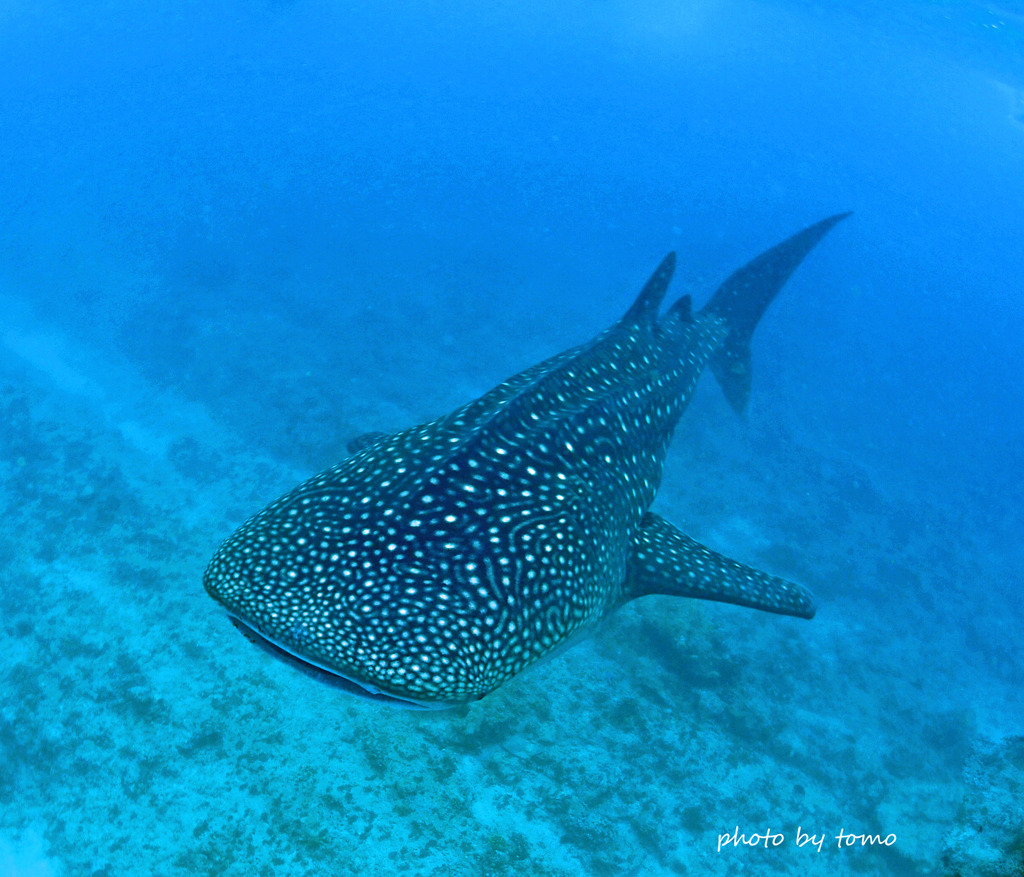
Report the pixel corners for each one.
[621,252,676,328]
[702,212,851,414]
[624,512,816,619]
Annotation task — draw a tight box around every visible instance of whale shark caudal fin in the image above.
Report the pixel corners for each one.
[702,212,852,414]
[624,512,816,619]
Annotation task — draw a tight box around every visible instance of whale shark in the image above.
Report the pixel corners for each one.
[204,213,848,707]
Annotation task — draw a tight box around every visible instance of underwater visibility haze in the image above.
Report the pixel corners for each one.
[1,1,1022,875]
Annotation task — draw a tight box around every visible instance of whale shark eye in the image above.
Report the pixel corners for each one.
[286,621,314,646]
[392,562,427,578]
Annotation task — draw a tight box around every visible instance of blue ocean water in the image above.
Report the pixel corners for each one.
[1,1,1021,874]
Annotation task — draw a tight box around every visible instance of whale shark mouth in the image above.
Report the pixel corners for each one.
[226,615,441,709]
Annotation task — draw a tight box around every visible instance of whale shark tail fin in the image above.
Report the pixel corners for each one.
[701,212,851,414]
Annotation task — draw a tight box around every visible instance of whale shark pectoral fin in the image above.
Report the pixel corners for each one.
[625,512,816,619]
[346,431,391,455]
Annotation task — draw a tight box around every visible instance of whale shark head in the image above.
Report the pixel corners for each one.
[204,424,596,707]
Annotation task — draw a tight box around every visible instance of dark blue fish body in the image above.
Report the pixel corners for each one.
[204,214,848,707]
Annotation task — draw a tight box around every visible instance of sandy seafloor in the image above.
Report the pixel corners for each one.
[0,254,1022,877]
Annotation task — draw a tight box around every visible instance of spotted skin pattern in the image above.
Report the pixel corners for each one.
[204,214,848,707]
